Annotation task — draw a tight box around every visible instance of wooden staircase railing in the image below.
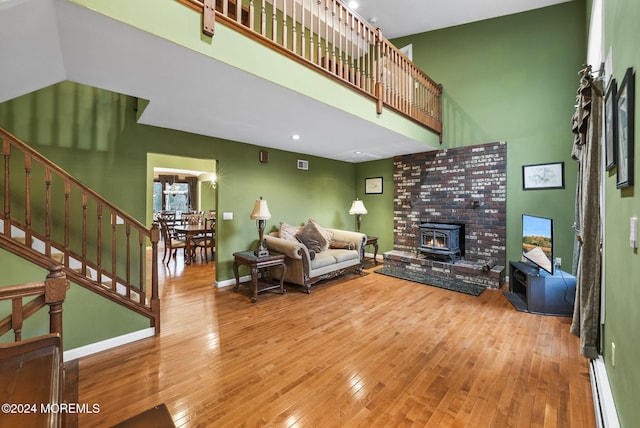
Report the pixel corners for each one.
[0,128,161,333]
[177,0,443,138]
[0,265,68,428]
[0,265,68,341]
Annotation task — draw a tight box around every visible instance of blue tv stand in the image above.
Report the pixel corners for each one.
[509,261,576,316]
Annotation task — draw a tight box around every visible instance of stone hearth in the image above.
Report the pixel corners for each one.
[383,250,505,289]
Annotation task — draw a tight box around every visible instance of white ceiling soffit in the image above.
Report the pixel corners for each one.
[0,0,65,103]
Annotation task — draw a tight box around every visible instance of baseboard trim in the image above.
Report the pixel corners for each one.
[215,275,250,288]
[590,356,620,428]
[63,327,155,361]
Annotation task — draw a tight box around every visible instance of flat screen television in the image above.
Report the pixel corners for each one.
[521,214,554,275]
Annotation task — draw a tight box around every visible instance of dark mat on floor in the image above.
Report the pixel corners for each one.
[374,266,485,296]
[503,291,528,312]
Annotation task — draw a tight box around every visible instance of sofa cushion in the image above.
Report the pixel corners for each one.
[310,251,337,269]
[279,222,299,242]
[323,249,360,263]
[295,221,328,253]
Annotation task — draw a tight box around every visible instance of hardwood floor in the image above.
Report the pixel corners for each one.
[76,254,595,427]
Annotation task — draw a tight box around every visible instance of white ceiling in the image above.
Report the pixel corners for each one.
[0,0,572,163]
[353,0,573,39]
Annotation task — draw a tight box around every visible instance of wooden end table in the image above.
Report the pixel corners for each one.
[233,251,287,303]
[364,236,379,264]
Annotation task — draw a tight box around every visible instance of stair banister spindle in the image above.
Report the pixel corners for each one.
[111,212,117,292]
[337,5,343,77]
[282,0,287,49]
[11,297,23,341]
[44,167,52,258]
[235,0,241,24]
[138,229,144,303]
[292,0,297,55]
[24,155,32,247]
[126,223,131,293]
[271,0,277,42]
[260,0,266,36]
[82,193,88,274]
[330,1,336,75]
[316,0,321,65]
[300,0,306,59]
[150,222,160,332]
[97,203,102,286]
[64,181,70,266]
[323,0,329,70]
[248,0,254,31]
[375,28,383,114]
[2,140,10,236]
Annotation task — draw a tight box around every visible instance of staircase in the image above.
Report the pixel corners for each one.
[1,127,160,333]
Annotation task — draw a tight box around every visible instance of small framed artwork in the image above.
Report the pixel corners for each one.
[616,67,634,189]
[604,78,617,170]
[365,177,383,194]
[522,162,565,190]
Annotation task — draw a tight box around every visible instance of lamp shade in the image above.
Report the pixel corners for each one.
[250,197,272,220]
[348,199,368,215]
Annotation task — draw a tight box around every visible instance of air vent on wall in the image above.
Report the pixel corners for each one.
[297,160,309,170]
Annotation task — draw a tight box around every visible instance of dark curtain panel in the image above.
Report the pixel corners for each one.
[570,67,603,359]
[185,177,198,211]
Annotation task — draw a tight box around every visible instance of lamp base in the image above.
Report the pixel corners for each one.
[254,249,270,257]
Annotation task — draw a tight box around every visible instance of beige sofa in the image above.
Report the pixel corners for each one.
[264,223,366,294]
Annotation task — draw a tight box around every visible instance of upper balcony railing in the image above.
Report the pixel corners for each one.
[177,0,443,137]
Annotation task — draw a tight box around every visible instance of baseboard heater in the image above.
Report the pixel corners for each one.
[590,356,620,428]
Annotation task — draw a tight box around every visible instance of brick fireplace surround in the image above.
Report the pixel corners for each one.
[384,141,507,289]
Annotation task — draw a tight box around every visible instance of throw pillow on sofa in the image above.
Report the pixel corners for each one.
[295,221,328,253]
[307,219,333,250]
[279,222,299,242]
[329,240,355,250]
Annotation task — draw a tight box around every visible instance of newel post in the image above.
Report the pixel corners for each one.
[374,27,383,115]
[44,265,67,343]
[150,222,161,334]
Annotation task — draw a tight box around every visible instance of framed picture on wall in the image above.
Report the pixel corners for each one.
[616,67,635,189]
[365,177,383,194]
[522,162,565,190]
[604,78,617,171]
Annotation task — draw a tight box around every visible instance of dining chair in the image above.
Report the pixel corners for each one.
[192,217,215,262]
[159,218,188,265]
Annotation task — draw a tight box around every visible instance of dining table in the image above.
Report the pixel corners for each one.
[173,223,209,265]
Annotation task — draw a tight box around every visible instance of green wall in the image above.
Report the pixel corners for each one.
[384,1,586,271]
[602,0,640,425]
[354,160,395,254]
[0,81,357,349]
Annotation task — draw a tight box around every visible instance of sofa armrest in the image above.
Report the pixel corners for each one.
[264,235,307,260]
[327,229,367,254]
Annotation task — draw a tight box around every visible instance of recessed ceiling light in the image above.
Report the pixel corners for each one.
[348,1,358,10]
[291,134,301,141]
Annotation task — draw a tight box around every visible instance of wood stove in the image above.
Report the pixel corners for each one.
[418,223,462,262]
